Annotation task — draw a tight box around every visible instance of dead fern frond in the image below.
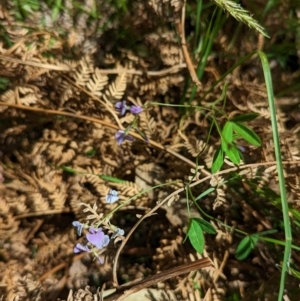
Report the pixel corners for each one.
[86,68,108,97]
[103,72,127,102]
[115,181,142,198]
[73,58,93,87]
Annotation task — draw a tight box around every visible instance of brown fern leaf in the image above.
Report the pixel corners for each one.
[86,68,109,97]
[103,72,127,102]
[73,58,93,86]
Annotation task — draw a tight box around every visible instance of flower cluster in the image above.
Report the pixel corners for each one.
[115,100,143,116]
[72,189,124,264]
[114,100,147,145]
[73,225,109,263]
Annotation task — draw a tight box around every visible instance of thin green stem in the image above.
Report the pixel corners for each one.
[258,51,292,301]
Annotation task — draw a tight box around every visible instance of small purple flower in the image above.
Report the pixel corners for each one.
[106,189,119,204]
[72,221,84,236]
[86,227,110,249]
[74,243,90,253]
[115,100,127,116]
[129,105,143,115]
[115,130,134,145]
[112,228,125,239]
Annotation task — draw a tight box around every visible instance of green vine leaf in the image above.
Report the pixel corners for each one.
[232,122,261,146]
[195,187,215,201]
[230,113,260,122]
[192,218,217,234]
[224,144,240,164]
[187,219,205,254]
[236,234,259,260]
[221,121,234,152]
[212,146,225,173]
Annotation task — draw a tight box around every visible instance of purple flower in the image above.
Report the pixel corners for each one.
[115,130,134,145]
[129,105,143,115]
[115,100,127,116]
[86,227,110,249]
[112,228,125,239]
[72,221,84,236]
[74,243,90,253]
[106,189,119,204]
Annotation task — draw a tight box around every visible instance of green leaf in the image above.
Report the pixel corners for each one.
[232,122,261,146]
[187,219,205,254]
[236,235,259,260]
[60,166,78,174]
[221,121,234,151]
[193,218,217,234]
[254,229,277,236]
[290,208,300,223]
[99,175,127,183]
[221,122,240,164]
[290,267,300,279]
[230,113,260,122]
[212,146,224,173]
[195,187,215,201]
[224,144,240,164]
[86,149,97,156]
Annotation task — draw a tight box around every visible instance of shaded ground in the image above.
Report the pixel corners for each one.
[0,1,300,301]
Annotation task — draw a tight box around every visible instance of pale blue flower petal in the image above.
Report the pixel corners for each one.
[72,221,84,236]
[86,228,110,249]
[106,189,119,204]
[112,228,125,239]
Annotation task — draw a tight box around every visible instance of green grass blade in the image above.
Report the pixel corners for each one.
[193,0,203,53]
[258,51,292,301]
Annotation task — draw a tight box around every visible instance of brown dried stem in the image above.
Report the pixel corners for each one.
[175,1,202,89]
[0,102,196,168]
[107,258,212,301]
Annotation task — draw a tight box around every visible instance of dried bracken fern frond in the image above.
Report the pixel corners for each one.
[86,68,109,97]
[103,72,127,102]
[73,57,93,86]
[149,0,183,18]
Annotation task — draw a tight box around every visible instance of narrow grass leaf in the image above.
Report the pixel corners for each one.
[258,51,291,301]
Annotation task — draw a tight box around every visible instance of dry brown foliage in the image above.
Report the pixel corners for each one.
[0,1,300,301]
